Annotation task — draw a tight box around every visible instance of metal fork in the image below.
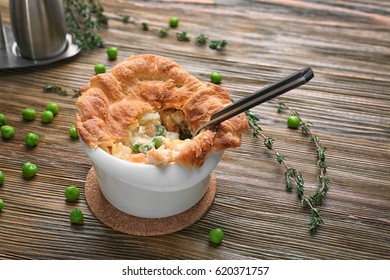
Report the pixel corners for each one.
[193,66,314,137]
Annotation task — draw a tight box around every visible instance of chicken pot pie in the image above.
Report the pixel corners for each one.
[75,54,248,168]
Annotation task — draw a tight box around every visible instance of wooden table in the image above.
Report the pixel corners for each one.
[0,0,389,260]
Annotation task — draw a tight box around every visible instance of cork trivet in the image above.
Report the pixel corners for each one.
[84,167,217,236]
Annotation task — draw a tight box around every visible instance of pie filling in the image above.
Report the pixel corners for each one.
[102,110,193,165]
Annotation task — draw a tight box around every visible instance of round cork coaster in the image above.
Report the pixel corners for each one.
[84,167,217,236]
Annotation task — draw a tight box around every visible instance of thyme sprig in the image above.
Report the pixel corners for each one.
[246,106,326,232]
[277,101,329,206]
[43,85,68,96]
[65,0,106,50]
[42,85,80,98]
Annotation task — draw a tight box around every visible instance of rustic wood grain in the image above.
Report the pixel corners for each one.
[0,0,389,260]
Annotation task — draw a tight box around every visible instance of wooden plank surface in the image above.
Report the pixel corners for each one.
[0,0,389,260]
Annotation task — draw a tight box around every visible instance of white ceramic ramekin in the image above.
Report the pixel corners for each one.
[81,140,223,218]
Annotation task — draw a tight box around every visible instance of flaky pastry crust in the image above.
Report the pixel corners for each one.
[76,54,248,167]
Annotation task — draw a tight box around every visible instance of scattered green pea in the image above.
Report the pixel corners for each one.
[94,63,106,74]
[41,110,54,123]
[106,47,118,60]
[169,17,179,28]
[65,186,80,202]
[209,228,224,244]
[0,199,4,211]
[0,113,6,126]
[22,162,38,179]
[0,171,4,185]
[210,71,222,84]
[1,125,15,139]
[22,108,36,121]
[25,132,39,147]
[46,102,59,115]
[70,208,84,223]
[287,115,300,129]
[69,124,79,139]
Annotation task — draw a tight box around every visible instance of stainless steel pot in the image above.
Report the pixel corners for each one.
[9,0,67,60]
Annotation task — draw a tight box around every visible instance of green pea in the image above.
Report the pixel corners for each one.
[22,162,38,179]
[69,124,79,139]
[169,17,179,28]
[70,208,84,223]
[94,63,106,74]
[65,186,80,202]
[22,108,36,121]
[210,71,222,84]
[0,113,6,126]
[46,102,59,115]
[0,199,4,211]
[140,143,153,153]
[0,171,4,185]
[287,115,300,129]
[132,143,142,153]
[25,132,39,147]
[1,125,15,139]
[41,110,54,123]
[156,124,166,136]
[152,137,163,149]
[209,228,224,244]
[106,47,118,60]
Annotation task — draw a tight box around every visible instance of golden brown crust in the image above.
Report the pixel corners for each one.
[76,54,248,167]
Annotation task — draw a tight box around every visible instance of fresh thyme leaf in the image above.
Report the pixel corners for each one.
[43,85,68,96]
[285,178,293,192]
[209,39,228,50]
[196,34,208,44]
[317,160,327,171]
[276,152,284,164]
[122,15,130,23]
[159,28,169,37]
[316,147,326,161]
[142,22,150,31]
[277,102,285,113]
[245,111,262,138]
[309,135,319,143]
[219,40,228,48]
[73,89,80,98]
[301,121,313,134]
[263,137,274,150]
[309,208,324,232]
[176,31,191,42]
